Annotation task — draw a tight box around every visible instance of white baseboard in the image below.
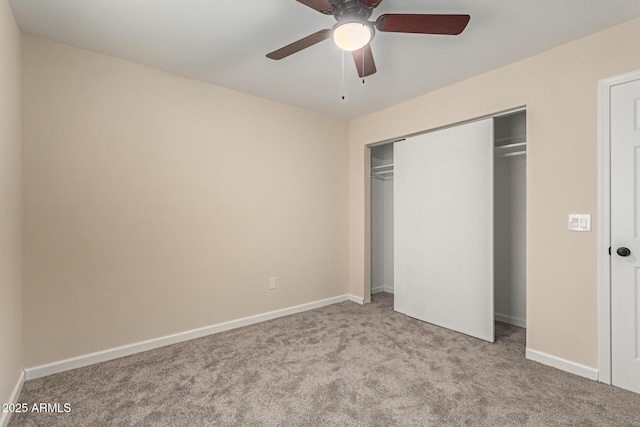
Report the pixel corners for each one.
[371,286,394,295]
[25,294,360,380]
[526,348,599,381]
[0,370,25,427]
[495,312,526,328]
[348,294,364,305]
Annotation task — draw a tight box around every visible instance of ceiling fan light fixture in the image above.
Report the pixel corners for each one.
[332,21,373,51]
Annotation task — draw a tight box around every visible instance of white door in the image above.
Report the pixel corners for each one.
[394,118,494,342]
[611,78,640,394]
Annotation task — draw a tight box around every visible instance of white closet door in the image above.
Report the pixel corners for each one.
[394,118,494,342]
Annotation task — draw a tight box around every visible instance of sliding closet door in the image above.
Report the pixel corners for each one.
[394,119,494,342]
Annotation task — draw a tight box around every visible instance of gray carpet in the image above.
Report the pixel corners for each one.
[9,293,640,426]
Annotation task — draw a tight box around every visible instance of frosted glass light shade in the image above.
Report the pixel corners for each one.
[332,22,372,51]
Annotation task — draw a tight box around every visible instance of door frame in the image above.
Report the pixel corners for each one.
[598,69,640,385]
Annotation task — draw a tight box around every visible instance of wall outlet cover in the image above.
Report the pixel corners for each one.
[568,214,591,232]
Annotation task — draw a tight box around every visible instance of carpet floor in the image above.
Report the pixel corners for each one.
[9,293,640,426]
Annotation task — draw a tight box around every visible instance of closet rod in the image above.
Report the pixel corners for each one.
[371,170,394,178]
[495,151,526,158]
[495,136,526,144]
[371,164,394,171]
[494,142,526,151]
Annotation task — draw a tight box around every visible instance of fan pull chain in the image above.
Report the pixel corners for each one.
[341,50,346,100]
[362,47,365,84]
[362,53,365,84]
[362,24,366,84]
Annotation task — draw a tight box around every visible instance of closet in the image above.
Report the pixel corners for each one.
[493,111,527,328]
[370,144,394,295]
[370,110,526,341]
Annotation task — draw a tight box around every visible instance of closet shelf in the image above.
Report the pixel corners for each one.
[371,165,394,180]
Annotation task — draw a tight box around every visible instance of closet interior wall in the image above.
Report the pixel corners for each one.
[494,111,527,328]
[371,144,394,295]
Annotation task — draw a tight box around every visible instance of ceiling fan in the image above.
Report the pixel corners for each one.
[266,0,470,78]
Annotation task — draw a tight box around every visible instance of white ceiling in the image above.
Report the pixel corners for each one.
[9,0,640,120]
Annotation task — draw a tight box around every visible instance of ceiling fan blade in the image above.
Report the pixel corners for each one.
[375,14,470,35]
[295,0,334,14]
[353,44,377,78]
[266,30,331,60]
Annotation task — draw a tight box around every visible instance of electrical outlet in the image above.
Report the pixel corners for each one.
[268,277,276,290]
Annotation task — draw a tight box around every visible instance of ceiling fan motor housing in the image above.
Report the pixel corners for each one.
[328,0,375,21]
[358,0,384,10]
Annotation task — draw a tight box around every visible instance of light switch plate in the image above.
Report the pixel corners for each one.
[568,214,591,232]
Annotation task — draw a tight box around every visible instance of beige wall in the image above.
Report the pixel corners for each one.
[0,0,23,406]
[19,13,640,374]
[22,35,349,367]
[349,18,640,369]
